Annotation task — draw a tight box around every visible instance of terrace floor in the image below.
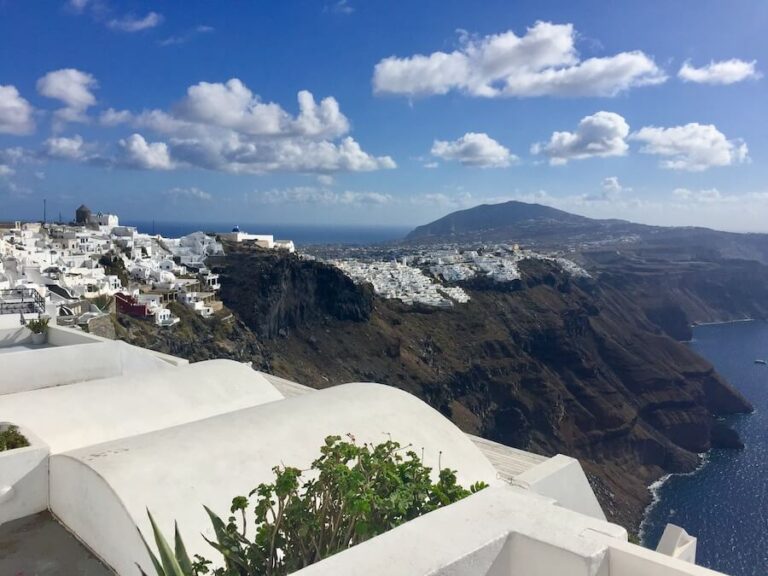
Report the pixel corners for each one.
[0,512,112,576]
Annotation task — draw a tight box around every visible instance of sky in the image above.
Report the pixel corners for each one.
[0,0,766,231]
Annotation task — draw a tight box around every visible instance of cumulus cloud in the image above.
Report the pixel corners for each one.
[177,80,349,138]
[0,85,35,135]
[373,21,666,98]
[105,79,394,174]
[118,133,173,170]
[253,187,394,205]
[37,68,98,127]
[164,186,212,201]
[431,132,516,168]
[531,111,629,165]
[44,135,86,160]
[108,12,163,32]
[581,176,631,202]
[631,123,748,171]
[602,176,623,194]
[678,59,761,85]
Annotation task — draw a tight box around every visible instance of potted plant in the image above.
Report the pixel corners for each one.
[26,317,49,345]
[0,424,29,452]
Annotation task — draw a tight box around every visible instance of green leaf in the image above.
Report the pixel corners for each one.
[147,510,187,576]
[137,510,165,576]
[174,522,194,575]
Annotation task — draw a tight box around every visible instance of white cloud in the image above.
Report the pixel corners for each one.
[602,176,624,195]
[580,176,630,203]
[67,0,91,12]
[164,186,212,201]
[0,165,13,177]
[373,21,666,98]
[44,135,86,160]
[159,25,215,47]
[108,12,163,32]
[253,187,394,205]
[0,147,29,166]
[678,59,761,85]
[672,188,730,203]
[331,0,354,14]
[177,81,349,138]
[37,69,98,127]
[99,108,133,126]
[118,133,173,170]
[531,111,629,165]
[112,80,394,174]
[0,85,35,135]
[431,132,516,168]
[631,123,748,171]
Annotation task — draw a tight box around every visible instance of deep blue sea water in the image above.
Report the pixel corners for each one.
[121,221,411,246]
[640,320,768,575]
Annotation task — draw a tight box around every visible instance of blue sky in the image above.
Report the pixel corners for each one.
[0,0,766,231]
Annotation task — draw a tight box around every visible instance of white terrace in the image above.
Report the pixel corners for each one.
[0,326,725,576]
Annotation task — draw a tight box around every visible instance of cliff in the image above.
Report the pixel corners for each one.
[210,244,374,339]
[205,246,752,532]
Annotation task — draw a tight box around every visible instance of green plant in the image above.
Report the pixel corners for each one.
[140,434,487,576]
[26,317,49,334]
[0,425,30,451]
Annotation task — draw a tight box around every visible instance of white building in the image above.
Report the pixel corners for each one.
[153,306,179,326]
[88,212,119,229]
[219,229,275,248]
[0,326,726,576]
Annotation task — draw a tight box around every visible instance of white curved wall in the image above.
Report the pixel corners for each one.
[0,340,173,395]
[0,359,284,453]
[50,383,503,576]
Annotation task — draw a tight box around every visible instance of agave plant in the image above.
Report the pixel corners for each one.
[137,510,196,576]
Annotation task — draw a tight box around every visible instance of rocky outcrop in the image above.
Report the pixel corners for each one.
[211,243,373,339]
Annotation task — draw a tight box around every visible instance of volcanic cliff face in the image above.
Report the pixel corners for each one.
[208,246,752,532]
[211,243,373,339]
[584,253,768,341]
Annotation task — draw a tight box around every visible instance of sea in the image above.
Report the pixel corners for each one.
[640,320,768,576]
[121,221,411,246]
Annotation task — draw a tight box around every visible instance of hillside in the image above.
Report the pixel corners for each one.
[407,201,592,239]
[112,237,766,534]
[205,243,752,532]
[405,200,768,265]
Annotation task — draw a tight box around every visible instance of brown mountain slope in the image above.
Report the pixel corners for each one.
[209,245,751,532]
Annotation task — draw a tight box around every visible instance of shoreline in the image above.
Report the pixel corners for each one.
[684,318,758,343]
[638,451,711,547]
[690,318,755,328]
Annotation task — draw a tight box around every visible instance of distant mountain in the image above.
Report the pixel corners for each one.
[407,201,592,238]
[406,200,645,244]
[405,200,768,265]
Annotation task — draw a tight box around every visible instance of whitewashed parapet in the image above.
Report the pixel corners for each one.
[0,424,49,525]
